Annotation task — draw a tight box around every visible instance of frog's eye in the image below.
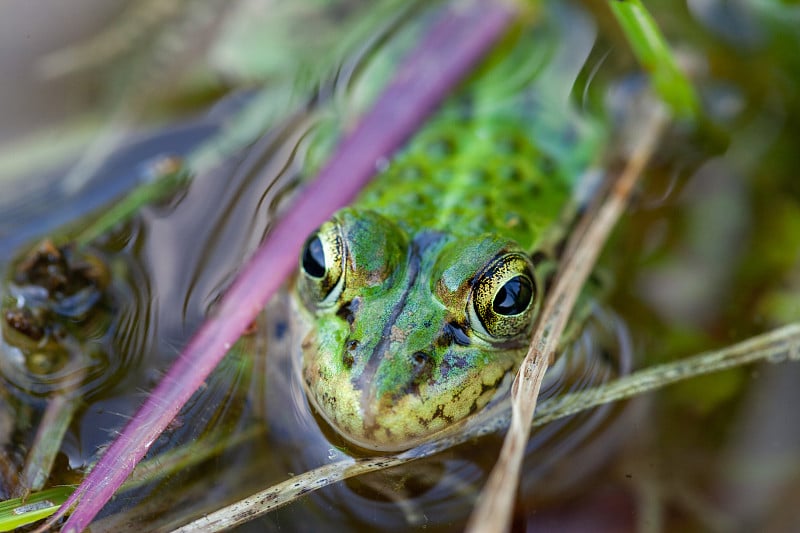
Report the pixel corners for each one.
[298,221,345,308]
[468,253,537,340]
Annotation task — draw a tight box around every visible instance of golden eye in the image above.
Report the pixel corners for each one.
[469,252,537,340]
[298,220,345,308]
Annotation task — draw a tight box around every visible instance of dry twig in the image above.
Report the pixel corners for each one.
[465,103,668,533]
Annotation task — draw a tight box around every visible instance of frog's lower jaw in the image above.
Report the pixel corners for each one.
[302,359,567,453]
[301,362,512,452]
[301,323,518,452]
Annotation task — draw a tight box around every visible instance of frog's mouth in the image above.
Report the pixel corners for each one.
[299,323,599,454]
[300,319,524,452]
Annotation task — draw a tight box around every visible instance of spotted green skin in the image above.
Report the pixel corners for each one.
[296,23,604,451]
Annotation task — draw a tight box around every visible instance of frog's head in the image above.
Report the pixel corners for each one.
[296,208,540,451]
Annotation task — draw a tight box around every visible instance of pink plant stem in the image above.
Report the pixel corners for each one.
[49,2,516,531]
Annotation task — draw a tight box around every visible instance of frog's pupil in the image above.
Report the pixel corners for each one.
[302,236,326,278]
[492,275,532,315]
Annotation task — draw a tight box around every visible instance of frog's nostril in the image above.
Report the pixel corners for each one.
[336,299,358,326]
[437,322,471,347]
[408,351,434,387]
[343,339,358,368]
[390,350,436,399]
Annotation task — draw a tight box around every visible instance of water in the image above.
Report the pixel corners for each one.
[1,0,800,531]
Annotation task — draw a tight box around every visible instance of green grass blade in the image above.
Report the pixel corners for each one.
[0,486,75,532]
[610,0,699,119]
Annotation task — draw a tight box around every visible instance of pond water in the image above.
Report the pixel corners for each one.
[1,1,799,531]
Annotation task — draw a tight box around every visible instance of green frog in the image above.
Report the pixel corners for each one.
[294,16,605,452]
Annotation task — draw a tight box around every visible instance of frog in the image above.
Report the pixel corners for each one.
[287,2,614,452]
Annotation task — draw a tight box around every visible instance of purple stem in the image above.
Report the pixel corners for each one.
[52,2,515,531]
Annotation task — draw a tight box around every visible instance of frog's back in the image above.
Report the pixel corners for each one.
[356,16,604,252]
